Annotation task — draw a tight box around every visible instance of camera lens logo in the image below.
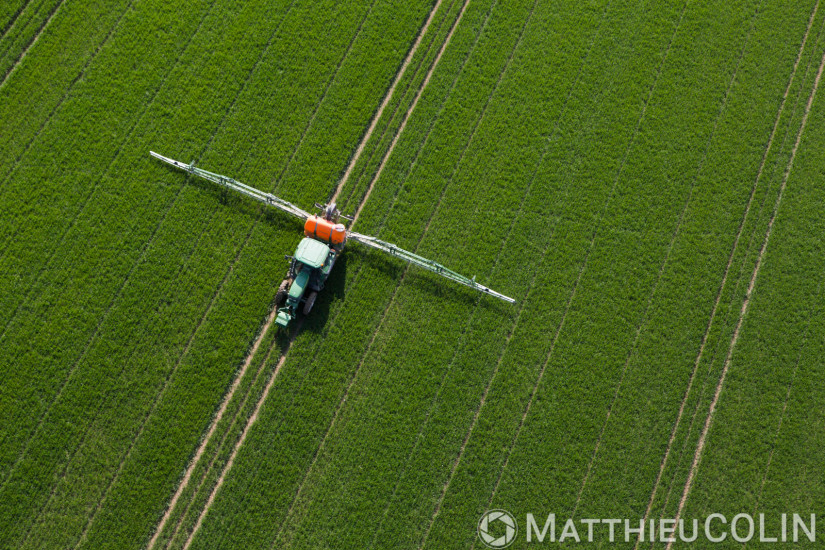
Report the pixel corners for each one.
[478,509,517,548]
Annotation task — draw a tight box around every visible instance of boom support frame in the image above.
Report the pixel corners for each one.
[151,151,515,304]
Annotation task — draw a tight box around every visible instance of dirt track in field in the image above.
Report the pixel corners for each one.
[154,1,461,547]
[635,1,821,542]
[332,0,447,203]
[145,304,279,550]
[182,335,293,550]
[664,20,825,550]
[351,0,472,225]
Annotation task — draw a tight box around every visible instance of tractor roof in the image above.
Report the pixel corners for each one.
[295,237,330,269]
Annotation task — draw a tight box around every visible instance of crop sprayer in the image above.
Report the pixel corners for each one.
[150,151,515,328]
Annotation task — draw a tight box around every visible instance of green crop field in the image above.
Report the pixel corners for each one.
[2,0,825,548]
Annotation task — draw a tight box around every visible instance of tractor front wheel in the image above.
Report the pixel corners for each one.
[303,291,317,315]
[275,279,290,307]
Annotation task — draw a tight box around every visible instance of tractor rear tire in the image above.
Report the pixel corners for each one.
[303,291,317,315]
[275,280,289,307]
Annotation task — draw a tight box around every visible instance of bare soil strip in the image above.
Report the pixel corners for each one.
[372,0,608,544]
[182,333,295,550]
[350,0,472,224]
[271,3,488,546]
[573,0,761,517]
[331,0,446,202]
[72,1,312,544]
[665,40,825,550]
[72,209,266,549]
[0,0,67,89]
[145,305,279,550]
[636,2,820,540]
[144,0,395,546]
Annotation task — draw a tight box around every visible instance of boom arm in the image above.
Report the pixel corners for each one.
[151,151,514,304]
[347,231,516,304]
[150,151,311,220]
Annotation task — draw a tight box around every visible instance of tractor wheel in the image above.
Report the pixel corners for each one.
[303,291,318,315]
[275,280,289,307]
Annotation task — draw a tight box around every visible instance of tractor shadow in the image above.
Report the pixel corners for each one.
[345,248,515,318]
[300,252,348,334]
[180,171,296,233]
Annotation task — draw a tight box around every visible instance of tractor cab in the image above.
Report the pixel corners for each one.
[275,237,337,327]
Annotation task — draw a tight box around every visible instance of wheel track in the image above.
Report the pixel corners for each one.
[348,0,539,546]
[337,0,461,210]
[655,16,825,532]
[350,0,472,222]
[571,0,761,517]
[180,322,300,550]
[665,42,825,550]
[144,1,383,546]
[659,9,825,539]
[271,2,529,547]
[331,0,447,202]
[450,2,689,545]
[159,312,279,549]
[184,0,477,540]
[0,0,66,89]
[367,1,609,545]
[638,2,823,537]
[68,0,386,544]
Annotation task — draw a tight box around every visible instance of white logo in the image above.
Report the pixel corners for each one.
[478,509,518,548]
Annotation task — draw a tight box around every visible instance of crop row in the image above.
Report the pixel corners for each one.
[181,0,624,547]
[0,1,27,36]
[458,0,823,545]
[0,0,132,194]
[0,0,436,548]
[178,0,539,547]
[334,0,466,214]
[0,0,63,81]
[0,0,301,544]
[176,0,824,548]
[67,2,441,547]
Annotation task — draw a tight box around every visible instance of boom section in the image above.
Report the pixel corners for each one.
[150,151,311,220]
[347,231,516,304]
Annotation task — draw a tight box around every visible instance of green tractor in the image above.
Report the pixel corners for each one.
[275,236,338,327]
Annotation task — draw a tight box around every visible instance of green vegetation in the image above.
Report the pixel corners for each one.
[1,0,824,549]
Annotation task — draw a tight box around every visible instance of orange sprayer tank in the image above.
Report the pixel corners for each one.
[304,216,346,246]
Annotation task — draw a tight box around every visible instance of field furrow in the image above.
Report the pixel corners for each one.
[670,34,825,546]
